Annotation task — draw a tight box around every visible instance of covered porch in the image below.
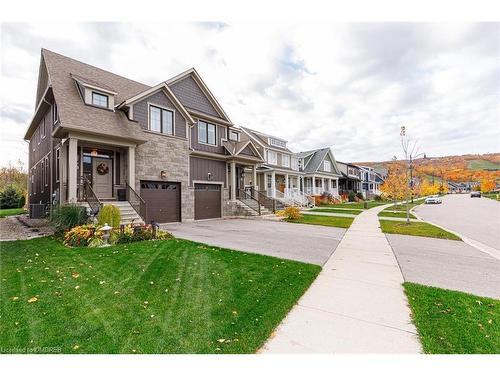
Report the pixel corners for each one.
[303,175,339,197]
[58,133,137,204]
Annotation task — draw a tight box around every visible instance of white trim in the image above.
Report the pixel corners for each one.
[197,119,217,147]
[147,102,175,136]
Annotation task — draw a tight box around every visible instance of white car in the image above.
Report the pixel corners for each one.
[425,195,442,204]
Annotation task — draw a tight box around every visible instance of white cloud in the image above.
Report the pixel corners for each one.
[1,22,498,168]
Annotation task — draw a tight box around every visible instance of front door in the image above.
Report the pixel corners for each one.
[92,157,113,198]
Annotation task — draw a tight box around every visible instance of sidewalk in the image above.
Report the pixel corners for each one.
[261,204,422,353]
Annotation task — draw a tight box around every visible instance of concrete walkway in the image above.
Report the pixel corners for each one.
[261,204,422,353]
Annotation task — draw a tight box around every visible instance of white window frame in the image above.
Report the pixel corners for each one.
[229,130,239,141]
[291,157,299,171]
[45,157,49,187]
[323,160,331,172]
[147,103,175,136]
[41,118,46,138]
[92,91,109,108]
[282,154,290,168]
[55,148,60,182]
[198,120,217,146]
[52,103,59,124]
[40,159,44,192]
[269,138,286,148]
[267,150,277,165]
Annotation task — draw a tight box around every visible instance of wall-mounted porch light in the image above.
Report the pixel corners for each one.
[90,149,98,157]
[160,170,167,179]
[207,172,213,181]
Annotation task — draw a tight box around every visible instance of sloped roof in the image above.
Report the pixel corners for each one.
[240,126,294,153]
[296,147,341,175]
[25,49,150,142]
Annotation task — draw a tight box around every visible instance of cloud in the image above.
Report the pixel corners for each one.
[0,22,498,168]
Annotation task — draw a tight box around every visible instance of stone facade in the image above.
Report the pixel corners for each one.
[134,131,194,221]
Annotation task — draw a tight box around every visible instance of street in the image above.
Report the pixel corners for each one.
[414,194,500,250]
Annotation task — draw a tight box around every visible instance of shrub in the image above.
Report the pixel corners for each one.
[348,191,356,202]
[281,206,302,220]
[115,224,173,244]
[374,194,383,201]
[51,204,89,237]
[356,192,364,200]
[98,205,121,228]
[18,194,26,208]
[0,186,22,209]
[63,224,98,247]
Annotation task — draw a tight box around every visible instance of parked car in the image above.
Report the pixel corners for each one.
[425,195,442,204]
[470,191,481,198]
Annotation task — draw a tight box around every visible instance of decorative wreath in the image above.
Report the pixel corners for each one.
[96,163,109,175]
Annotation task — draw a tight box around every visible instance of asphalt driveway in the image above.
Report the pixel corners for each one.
[414,194,500,250]
[161,218,345,265]
[387,233,500,299]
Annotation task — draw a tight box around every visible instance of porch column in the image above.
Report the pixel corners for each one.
[128,146,136,189]
[67,138,78,202]
[285,174,289,193]
[321,177,325,193]
[271,170,276,198]
[230,161,236,200]
[253,165,258,191]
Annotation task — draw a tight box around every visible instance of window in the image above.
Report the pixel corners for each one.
[267,150,277,165]
[229,130,239,141]
[149,105,174,135]
[323,160,331,172]
[198,120,216,145]
[269,138,286,148]
[40,160,44,192]
[92,92,109,108]
[52,103,58,124]
[45,157,49,187]
[291,157,299,171]
[55,148,60,182]
[282,154,290,168]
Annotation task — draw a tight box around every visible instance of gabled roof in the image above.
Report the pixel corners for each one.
[240,126,294,154]
[221,139,263,160]
[70,73,117,94]
[25,49,149,143]
[117,82,195,124]
[295,147,341,175]
[166,68,232,124]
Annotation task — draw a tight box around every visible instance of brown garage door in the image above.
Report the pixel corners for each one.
[140,181,181,223]
[194,183,221,220]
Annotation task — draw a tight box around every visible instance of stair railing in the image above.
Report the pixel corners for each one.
[236,188,261,215]
[125,182,147,223]
[79,176,102,217]
[252,188,276,213]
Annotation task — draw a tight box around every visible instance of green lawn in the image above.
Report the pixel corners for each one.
[383,202,422,211]
[483,192,500,201]
[467,159,500,171]
[309,208,361,215]
[404,283,499,354]
[286,214,353,228]
[0,208,26,218]
[0,237,320,354]
[320,201,387,210]
[378,211,417,219]
[379,220,461,241]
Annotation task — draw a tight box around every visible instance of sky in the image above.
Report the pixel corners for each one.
[1,22,499,168]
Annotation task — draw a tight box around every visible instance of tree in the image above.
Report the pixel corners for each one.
[380,164,409,202]
[480,179,495,192]
[0,186,23,209]
[418,179,439,196]
[0,161,28,196]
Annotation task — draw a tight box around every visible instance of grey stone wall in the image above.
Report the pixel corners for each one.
[135,131,194,221]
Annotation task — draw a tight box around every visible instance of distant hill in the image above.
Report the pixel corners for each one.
[361,153,500,183]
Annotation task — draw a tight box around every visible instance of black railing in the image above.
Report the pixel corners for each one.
[79,176,102,217]
[236,188,261,215]
[251,188,277,213]
[126,182,147,223]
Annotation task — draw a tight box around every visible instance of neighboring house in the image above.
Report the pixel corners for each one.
[359,166,382,198]
[240,127,301,199]
[337,162,362,196]
[296,148,342,198]
[25,49,264,223]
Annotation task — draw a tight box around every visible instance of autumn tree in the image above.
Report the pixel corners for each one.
[480,178,495,193]
[380,165,409,203]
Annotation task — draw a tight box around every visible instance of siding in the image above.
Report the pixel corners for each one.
[132,90,187,138]
[190,157,226,187]
[239,144,255,156]
[191,119,227,155]
[169,76,221,118]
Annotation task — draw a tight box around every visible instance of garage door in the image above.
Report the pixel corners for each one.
[194,183,221,220]
[140,181,181,223]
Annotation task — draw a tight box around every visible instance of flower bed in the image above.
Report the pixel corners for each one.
[63,223,173,248]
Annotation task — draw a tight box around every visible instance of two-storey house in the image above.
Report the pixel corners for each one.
[296,148,342,198]
[25,49,264,223]
[337,161,362,197]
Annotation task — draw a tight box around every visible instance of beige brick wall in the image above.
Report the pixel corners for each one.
[134,132,194,221]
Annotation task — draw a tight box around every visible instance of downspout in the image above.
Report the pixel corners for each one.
[43,97,54,217]
[23,139,30,211]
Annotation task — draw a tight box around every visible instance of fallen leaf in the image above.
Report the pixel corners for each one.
[28,297,38,303]
[11,296,19,301]
[75,285,80,290]
[72,272,80,278]
[99,281,105,285]
[217,339,226,343]
[73,345,79,350]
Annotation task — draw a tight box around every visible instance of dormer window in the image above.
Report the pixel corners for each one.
[92,92,109,108]
[269,138,286,148]
[229,130,239,141]
[324,160,331,172]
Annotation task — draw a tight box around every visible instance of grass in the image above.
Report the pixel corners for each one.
[309,208,361,215]
[383,202,422,211]
[404,283,500,354]
[483,192,500,201]
[286,214,354,228]
[467,159,500,171]
[378,211,417,219]
[379,220,461,241]
[0,208,26,218]
[320,201,387,210]
[0,236,320,354]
